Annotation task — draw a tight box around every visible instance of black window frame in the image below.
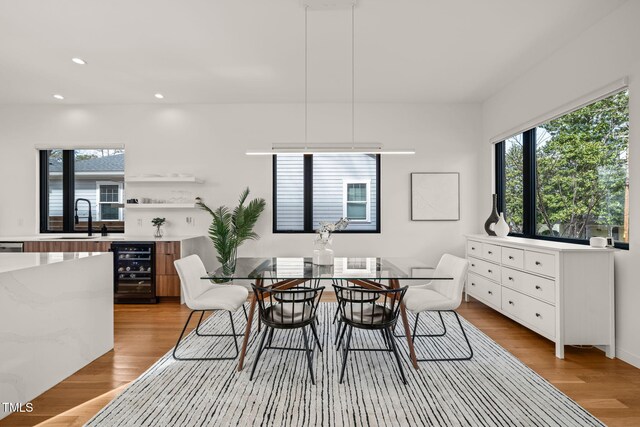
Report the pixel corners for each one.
[272,154,381,234]
[495,129,629,250]
[39,149,125,234]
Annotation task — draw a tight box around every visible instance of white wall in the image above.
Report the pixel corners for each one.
[482,1,640,367]
[0,103,482,266]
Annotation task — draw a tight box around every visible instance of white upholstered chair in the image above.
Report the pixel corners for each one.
[173,255,248,360]
[401,254,473,361]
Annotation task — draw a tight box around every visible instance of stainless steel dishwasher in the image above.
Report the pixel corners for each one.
[0,242,24,252]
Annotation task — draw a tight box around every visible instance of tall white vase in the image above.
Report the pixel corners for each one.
[494,212,510,237]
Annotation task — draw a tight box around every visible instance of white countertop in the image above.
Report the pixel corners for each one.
[466,234,616,252]
[0,252,110,274]
[0,234,204,243]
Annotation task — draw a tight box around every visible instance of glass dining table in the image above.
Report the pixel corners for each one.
[202,257,453,371]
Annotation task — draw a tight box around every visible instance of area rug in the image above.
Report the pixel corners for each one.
[86,303,603,426]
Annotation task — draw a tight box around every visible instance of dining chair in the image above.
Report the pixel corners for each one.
[250,285,324,384]
[173,255,249,361]
[401,254,473,361]
[333,284,408,385]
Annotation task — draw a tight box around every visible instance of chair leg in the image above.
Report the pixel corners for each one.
[339,325,353,384]
[396,311,447,338]
[173,310,240,361]
[414,311,474,362]
[242,304,248,321]
[386,327,408,385]
[249,326,270,381]
[267,327,275,348]
[301,327,316,385]
[310,321,323,352]
[336,321,348,349]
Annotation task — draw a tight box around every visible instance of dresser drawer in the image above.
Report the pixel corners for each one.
[502,267,556,304]
[502,287,556,338]
[502,247,524,270]
[482,243,501,263]
[467,240,483,258]
[524,250,556,277]
[522,274,555,304]
[469,257,501,282]
[467,273,501,309]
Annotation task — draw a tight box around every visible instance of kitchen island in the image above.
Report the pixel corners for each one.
[0,252,113,420]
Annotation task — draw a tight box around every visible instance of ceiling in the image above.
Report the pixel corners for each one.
[0,0,627,104]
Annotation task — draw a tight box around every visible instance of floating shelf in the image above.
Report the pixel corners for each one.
[125,176,204,184]
[125,203,197,209]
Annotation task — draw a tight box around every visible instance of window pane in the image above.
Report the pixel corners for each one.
[44,150,64,231]
[74,149,125,232]
[346,202,366,220]
[275,155,304,231]
[313,154,376,230]
[100,185,119,202]
[100,204,119,220]
[504,134,524,234]
[347,183,367,202]
[535,90,629,243]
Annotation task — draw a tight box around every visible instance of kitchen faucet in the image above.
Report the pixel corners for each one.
[74,198,93,236]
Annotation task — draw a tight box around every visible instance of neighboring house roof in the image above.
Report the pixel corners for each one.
[49,154,124,172]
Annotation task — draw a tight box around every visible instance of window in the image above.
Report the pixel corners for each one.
[97,182,123,221]
[343,180,370,222]
[273,154,380,233]
[496,90,629,248]
[40,149,125,233]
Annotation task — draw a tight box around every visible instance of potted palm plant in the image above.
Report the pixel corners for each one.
[196,188,265,282]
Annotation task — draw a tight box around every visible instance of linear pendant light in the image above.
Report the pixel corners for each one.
[246,1,415,156]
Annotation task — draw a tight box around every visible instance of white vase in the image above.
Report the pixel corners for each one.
[494,212,510,237]
[313,242,334,266]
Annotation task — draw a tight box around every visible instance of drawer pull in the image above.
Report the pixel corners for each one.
[488,251,493,255]
[471,263,476,267]
[508,276,514,281]
[487,269,493,273]
[535,285,541,290]
[508,300,514,305]
[488,290,493,295]
[508,255,514,260]
[471,247,476,250]
[471,282,476,287]
[535,261,542,266]
[535,313,541,318]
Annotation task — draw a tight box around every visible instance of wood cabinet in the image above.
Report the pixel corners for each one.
[465,235,615,359]
[155,241,181,297]
[23,240,112,253]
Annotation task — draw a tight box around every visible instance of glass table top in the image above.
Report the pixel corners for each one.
[201,257,453,281]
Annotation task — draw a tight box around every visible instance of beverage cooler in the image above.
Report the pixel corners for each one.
[111,242,157,303]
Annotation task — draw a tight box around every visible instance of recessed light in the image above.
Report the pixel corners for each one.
[53,94,64,100]
[72,57,87,65]
[154,93,164,99]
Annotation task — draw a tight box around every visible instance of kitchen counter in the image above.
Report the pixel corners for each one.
[0,252,113,420]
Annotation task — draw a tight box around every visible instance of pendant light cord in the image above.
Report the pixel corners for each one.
[351,4,355,145]
[304,6,308,145]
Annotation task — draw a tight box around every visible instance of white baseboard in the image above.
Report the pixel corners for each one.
[615,347,640,369]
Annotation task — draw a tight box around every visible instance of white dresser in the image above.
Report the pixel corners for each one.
[465,234,615,359]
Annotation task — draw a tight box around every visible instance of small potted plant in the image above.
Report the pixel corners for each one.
[151,217,166,238]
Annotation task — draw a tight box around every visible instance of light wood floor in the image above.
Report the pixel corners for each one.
[3,297,640,427]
